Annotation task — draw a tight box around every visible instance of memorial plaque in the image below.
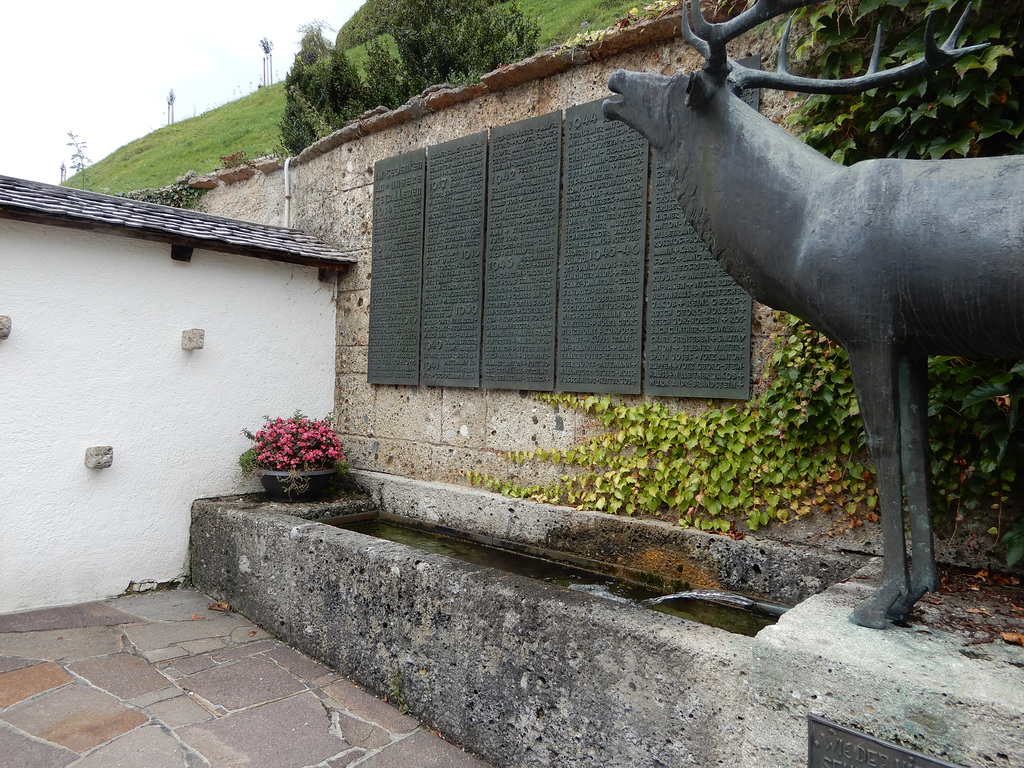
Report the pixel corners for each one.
[367,149,426,385]
[557,100,648,394]
[644,152,751,399]
[737,55,762,112]
[421,132,487,387]
[482,112,561,390]
[809,716,965,768]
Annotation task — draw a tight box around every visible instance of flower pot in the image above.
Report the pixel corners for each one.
[258,467,337,502]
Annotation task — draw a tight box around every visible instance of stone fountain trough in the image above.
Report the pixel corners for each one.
[190,471,1023,768]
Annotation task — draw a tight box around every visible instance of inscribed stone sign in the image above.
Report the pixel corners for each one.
[421,132,487,387]
[645,153,751,398]
[808,716,964,768]
[367,149,425,385]
[482,113,561,390]
[557,100,648,394]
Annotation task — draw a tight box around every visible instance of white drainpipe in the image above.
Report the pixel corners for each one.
[283,157,292,228]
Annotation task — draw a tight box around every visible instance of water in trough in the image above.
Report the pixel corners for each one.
[328,516,786,636]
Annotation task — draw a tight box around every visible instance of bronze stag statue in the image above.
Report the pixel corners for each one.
[603,1,1019,628]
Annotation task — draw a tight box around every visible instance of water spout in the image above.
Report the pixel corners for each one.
[643,590,790,618]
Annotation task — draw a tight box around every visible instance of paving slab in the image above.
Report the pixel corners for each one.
[322,680,419,734]
[106,591,228,622]
[1,683,149,753]
[209,639,278,663]
[335,711,392,749]
[161,654,216,677]
[0,625,124,662]
[122,614,254,652]
[265,644,332,682]
[72,724,191,768]
[0,721,77,767]
[357,730,493,768]
[328,749,365,767]
[146,693,215,728]
[178,655,306,712]
[177,692,350,768]
[0,655,39,673]
[128,685,182,708]
[0,661,72,707]
[69,652,172,699]
[0,602,140,633]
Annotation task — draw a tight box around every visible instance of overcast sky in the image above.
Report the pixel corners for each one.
[1,0,363,185]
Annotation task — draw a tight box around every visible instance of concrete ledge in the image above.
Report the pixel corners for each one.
[190,476,1024,768]
[744,565,1024,767]
[190,498,753,768]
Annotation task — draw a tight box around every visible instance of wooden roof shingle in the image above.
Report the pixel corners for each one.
[0,175,354,270]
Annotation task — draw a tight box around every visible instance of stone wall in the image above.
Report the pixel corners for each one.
[201,12,790,491]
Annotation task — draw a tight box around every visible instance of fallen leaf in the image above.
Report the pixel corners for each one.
[189,614,204,621]
[966,608,991,616]
[1001,632,1024,646]
[208,601,231,612]
[248,631,257,637]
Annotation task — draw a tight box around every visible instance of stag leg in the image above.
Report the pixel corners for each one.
[887,355,939,621]
[847,346,910,629]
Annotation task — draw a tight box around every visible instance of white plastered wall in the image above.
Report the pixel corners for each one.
[0,219,337,612]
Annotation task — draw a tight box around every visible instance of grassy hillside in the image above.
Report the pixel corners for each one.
[69,84,286,194]
[76,0,638,194]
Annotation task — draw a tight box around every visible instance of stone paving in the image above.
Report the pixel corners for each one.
[0,589,496,767]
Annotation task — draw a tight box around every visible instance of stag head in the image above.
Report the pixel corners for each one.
[605,0,987,127]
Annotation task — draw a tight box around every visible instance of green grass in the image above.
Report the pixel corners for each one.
[520,0,637,46]
[77,0,639,194]
[69,84,286,194]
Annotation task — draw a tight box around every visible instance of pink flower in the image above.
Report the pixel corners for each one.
[249,412,345,471]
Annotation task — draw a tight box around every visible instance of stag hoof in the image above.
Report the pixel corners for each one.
[850,582,906,629]
[885,580,932,623]
[850,602,890,629]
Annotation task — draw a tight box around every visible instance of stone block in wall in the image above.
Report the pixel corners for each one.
[332,185,374,253]
[254,157,282,174]
[481,47,591,92]
[215,166,256,184]
[430,444,571,489]
[359,96,430,138]
[336,252,372,293]
[484,390,588,454]
[371,386,444,443]
[186,174,219,190]
[424,83,490,112]
[336,288,369,347]
[344,435,435,479]
[335,373,374,438]
[587,11,682,60]
[295,123,365,166]
[440,390,487,450]
[336,344,368,377]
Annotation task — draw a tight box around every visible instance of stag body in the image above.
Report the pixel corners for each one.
[605,4,1024,628]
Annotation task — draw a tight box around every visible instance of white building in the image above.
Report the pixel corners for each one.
[0,175,354,612]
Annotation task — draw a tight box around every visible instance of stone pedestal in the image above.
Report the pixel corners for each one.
[744,561,1024,767]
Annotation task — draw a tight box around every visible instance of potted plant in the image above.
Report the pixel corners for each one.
[240,412,346,502]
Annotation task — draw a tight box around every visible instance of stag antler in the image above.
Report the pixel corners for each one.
[681,0,988,104]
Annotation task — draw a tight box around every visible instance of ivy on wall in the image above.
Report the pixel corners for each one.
[470,314,875,533]
[469,0,1024,564]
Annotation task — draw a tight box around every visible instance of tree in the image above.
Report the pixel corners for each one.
[373,0,540,104]
[280,25,365,154]
[280,1,539,154]
[66,132,92,190]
